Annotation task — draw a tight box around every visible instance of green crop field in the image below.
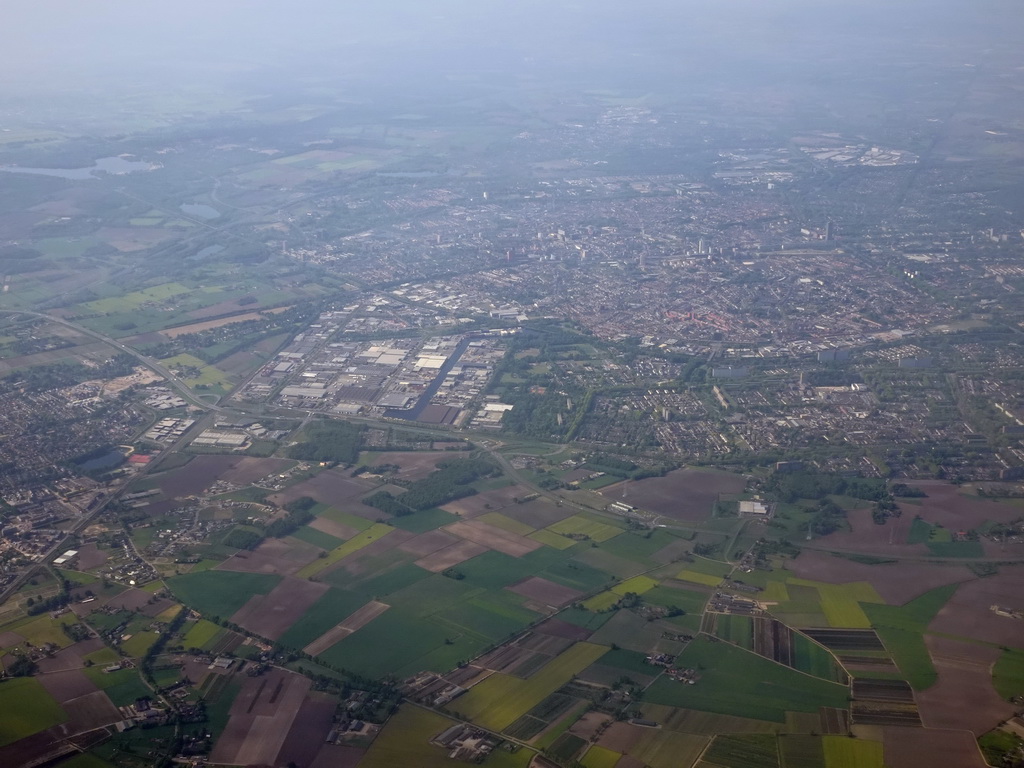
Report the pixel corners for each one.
[182,619,222,650]
[762,580,790,603]
[289,525,344,551]
[277,588,367,649]
[686,557,733,577]
[862,584,958,689]
[993,649,1024,699]
[582,591,621,612]
[449,550,536,590]
[529,528,577,550]
[479,512,536,535]
[715,614,754,650]
[792,633,846,683]
[822,736,883,768]
[121,631,160,658]
[779,735,826,768]
[547,515,622,543]
[0,677,66,746]
[581,745,621,768]
[926,541,984,557]
[359,705,464,768]
[703,734,780,768]
[629,729,710,768]
[320,608,486,679]
[457,642,609,731]
[676,569,722,587]
[167,570,282,620]
[645,636,849,722]
[296,523,394,578]
[597,529,681,564]
[612,575,658,595]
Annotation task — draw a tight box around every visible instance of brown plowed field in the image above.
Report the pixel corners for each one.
[229,577,329,640]
[899,481,1023,528]
[597,722,646,753]
[331,529,416,577]
[73,543,108,570]
[158,455,238,498]
[915,635,1015,735]
[816,508,929,556]
[928,570,1024,646]
[309,516,360,541]
[303,601,390,656]
[508,577,583,608]
[38,670,97,702]
[444,519,541,557]
[415,539,488,572]
[883,727,986,768]
[785,550,975,604]
[398,529,460,557]
[217,536,322,576]
[274,695,337,767]
[309,744,366,768]
[601,469,745,522]
[534,618,594,641]
[58,691,121,734]
[500,499,573,529]
[0,630,24,646]
[268,470,380,518]
[441,484,531,517]
[372,451,448,481]
[219,457,295,486]
[209,669,311,766]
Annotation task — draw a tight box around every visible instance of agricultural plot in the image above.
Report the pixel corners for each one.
[351,705,460,768]
[645,636,849,722]
[168,570,282,620]
[675,569,723,587]
[0,677,66,746]
[778,735,826,768]
[295,523,395,579]
[547,515,623,543]
[861,583,958,690]
[702,734,780,768]
[625,729,710,768]
[580,745,621,768]
[456,642,608,731]
[822,735,883,768]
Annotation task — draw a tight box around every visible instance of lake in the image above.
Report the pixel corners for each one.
[180,203,221,220]
[0,156,157,180]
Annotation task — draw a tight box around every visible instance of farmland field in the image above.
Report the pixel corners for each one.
[580,745,621,768]
[992,649,1024,699]
[779,734,826,768]
[295,523,395,579]
[822,735,883,768]
[357,705,461,768]
[168,570,282,619]
[644,636,849,722]
[456,642,608,731]
[547,515,622,543]
[702,734,780,768]
[0,677,67,746]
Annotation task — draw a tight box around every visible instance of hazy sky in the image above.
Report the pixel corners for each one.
[2,1,1017,115]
